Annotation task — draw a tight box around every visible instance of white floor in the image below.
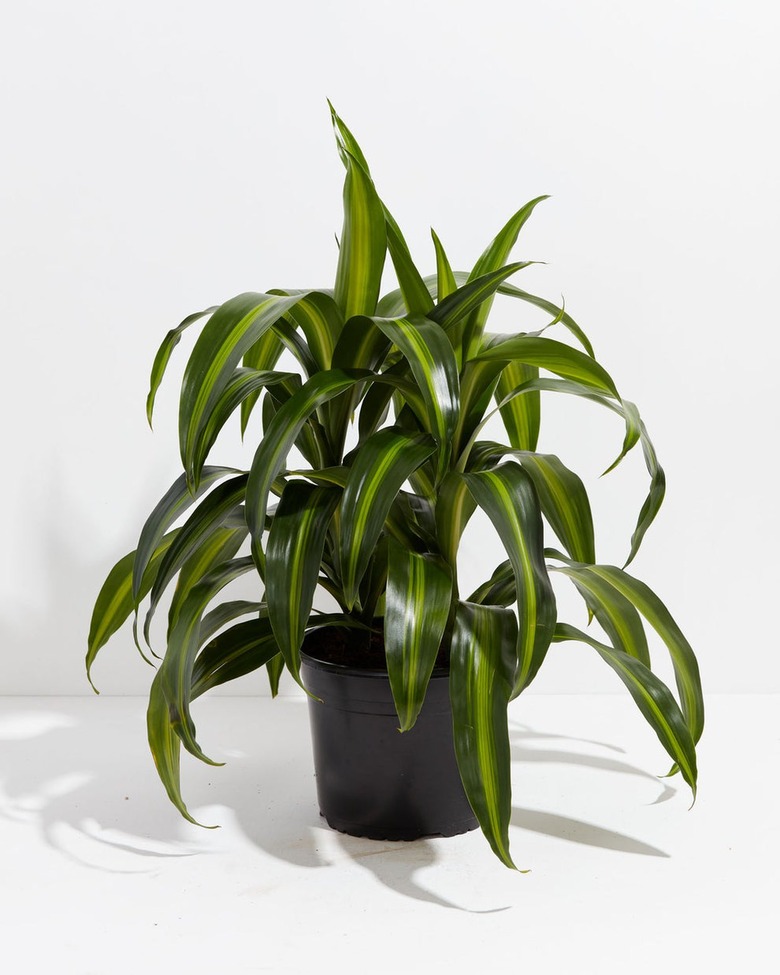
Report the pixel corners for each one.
[0,694,775,974]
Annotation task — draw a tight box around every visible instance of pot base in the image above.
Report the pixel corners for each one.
[319,811,478,842]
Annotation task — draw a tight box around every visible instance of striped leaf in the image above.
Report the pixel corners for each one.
[147,670,206,826]
[245,368,373,573]
[146,305,218,427]
[463,464,557,695]
[431,228,457,301]
[166,520,248,638]
[143,474,248,648]
[191,368,293,475]
[496,280,595,356]
[552,564,650,666]
[192,617,279,699]
[384,538,453,731]
[269,289,344,370]
[198,600,266,647]
[339,428,436,610]
[468,560,516,607]
[450,601,517,868]
[474,335,619,398]
[372,316,460,478]
[179,291,306,486]
[87,529,180,688]
[265,652,285,697]
[266,481,341,686]
[496,361,540,451]
[462,195,549,357]
[429,262,532,334]
[553,623,697,794]
[434,471,477,569]
[131,467,237,602]
[160,556,255,762]
[333,146,386,319]
[328,101,431,318]
[513,451,595,564]
[580,564,704,743]
[240,330,286,435]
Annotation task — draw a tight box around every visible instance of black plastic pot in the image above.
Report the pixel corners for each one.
[300,646,478,841]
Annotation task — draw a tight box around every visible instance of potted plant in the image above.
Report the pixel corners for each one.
[87,104,703,868]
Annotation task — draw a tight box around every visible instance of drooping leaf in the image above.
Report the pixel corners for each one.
[179,291,307,486]
[266,481,341,686]
[160,556,255,763]
[339,427,436,610]
[240,329,286,435]
[87,529,180,688]
[146,306,218,427]
[191,616,279,699]
[450,601,517,868]
[428,262,532,334]
[167,520,248,638]
[144,474,248,648]
[132,467,237,602]
[147,670,208,827]
[269,289,344,370]
[462,463,556,696]
[435,471,477,569]
[553,623,697,794]
[384,538,452,731]
[474,335,619,398]
[572,564,703,743]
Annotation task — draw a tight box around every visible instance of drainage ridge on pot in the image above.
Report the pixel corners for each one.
[300,638,478,842]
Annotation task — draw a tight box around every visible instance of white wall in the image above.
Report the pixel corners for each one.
[1,0,777,695]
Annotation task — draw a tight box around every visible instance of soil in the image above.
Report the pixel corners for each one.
[302,623,450,671]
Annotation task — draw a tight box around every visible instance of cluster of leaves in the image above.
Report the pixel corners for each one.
[87,104,703,868]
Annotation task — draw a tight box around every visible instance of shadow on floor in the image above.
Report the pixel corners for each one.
[0,697,675,909]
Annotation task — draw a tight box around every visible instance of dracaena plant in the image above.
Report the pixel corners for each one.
[87,104,703,868]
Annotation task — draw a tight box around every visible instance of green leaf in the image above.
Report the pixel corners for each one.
[450,601,517,868]
[372,316,460,479]
[462,195,549,357]
[468,560,516,607]
[179,291,307,486]
[191,617,279,699]
[198,600,266,647]
[269,289,344,370]
[474,335,619,398]
[265,652,285,697]
[496,361,540,451]
[571,563,703,744]
[246,369,373,573]
[266,481,341,686]
[167,521,248,638]
[384,538,452,731]
[132,467,237,602]
[86,529,180,689]
[553,623,697,794]
[240,330,286,436]
[333,147,387,319]
[429,262,532,334]
[434,471,477,568]
[147,670,208,827]
[495,280,595,356]
[191,369,293,475]
[463,463,556,695]
[160,556,255,762]
[339,427,436,610]
[513,451,595,564]
[431,228,457,301]
[146,305,218,427]
[144,474,248,648]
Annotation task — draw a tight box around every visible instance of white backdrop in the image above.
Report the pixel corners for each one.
[1,0,776,695]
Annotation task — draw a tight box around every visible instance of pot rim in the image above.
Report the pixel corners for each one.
[300,647,450,680]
